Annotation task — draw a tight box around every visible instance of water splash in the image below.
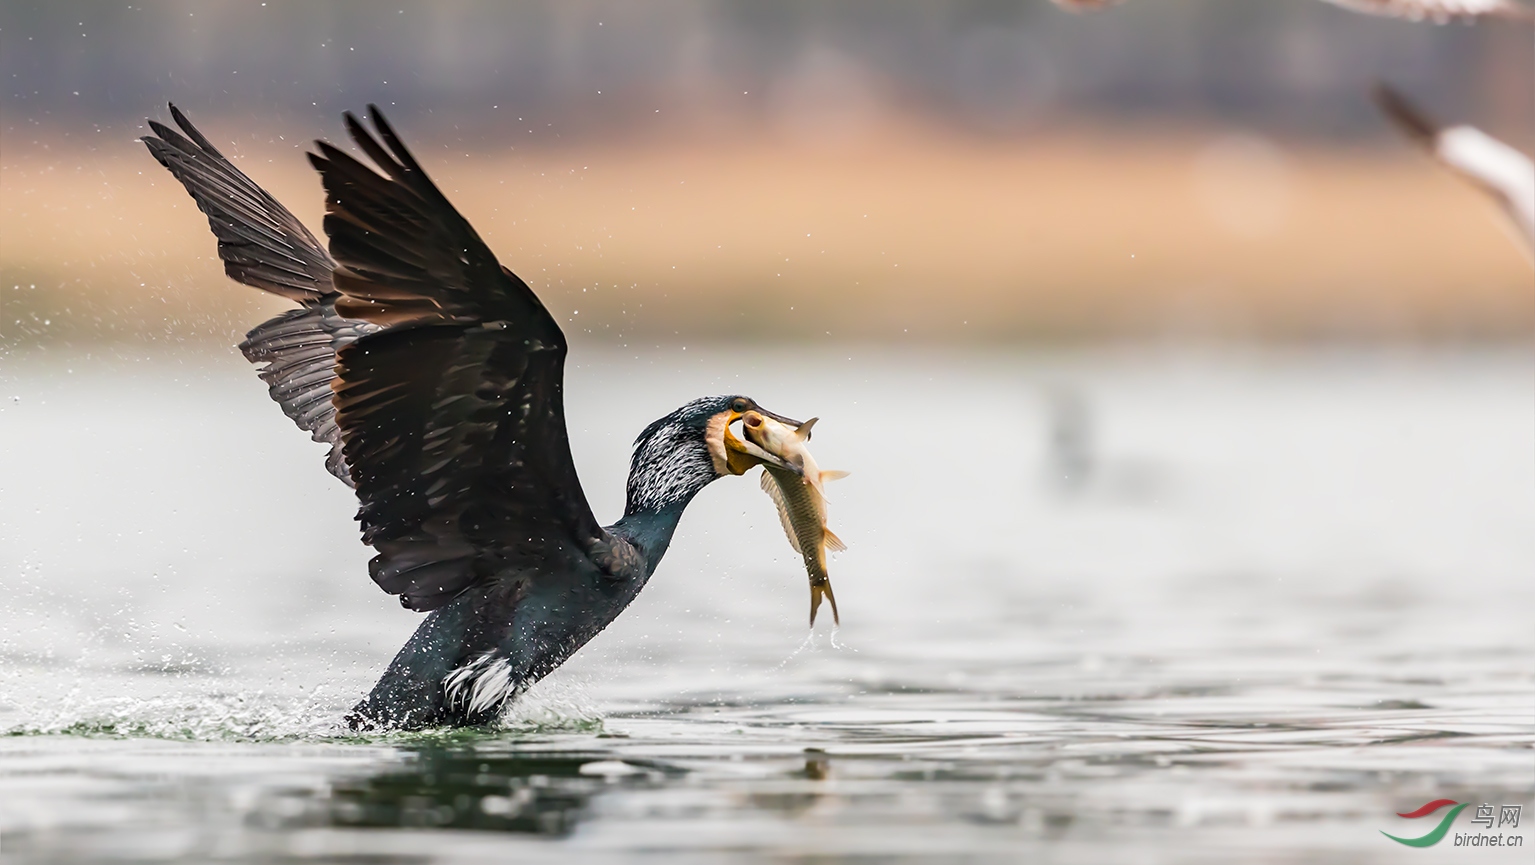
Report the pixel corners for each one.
[774,626,856,670]
[495,678,606,734]
[2,691,346,742]
[1,679,608,743]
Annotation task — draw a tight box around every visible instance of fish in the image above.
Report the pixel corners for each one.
[741,410,849,627]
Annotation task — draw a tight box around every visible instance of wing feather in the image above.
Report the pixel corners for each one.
[312,106,605,611]
[143,105,377,485]
[238,303,379,484]
[142,104,335,303]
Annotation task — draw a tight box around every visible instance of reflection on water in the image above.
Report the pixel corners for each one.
[1043,385,1096,494]
[254,743,829,838]
[0,347,1531,863]
[310,748,614,835]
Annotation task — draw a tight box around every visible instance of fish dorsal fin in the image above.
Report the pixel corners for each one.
[759,468,804,555]
[823,527,846,553]
[795,417,818,440]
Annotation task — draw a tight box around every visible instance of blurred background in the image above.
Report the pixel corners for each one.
[3,5,1533,860]
[3,0,1532,348]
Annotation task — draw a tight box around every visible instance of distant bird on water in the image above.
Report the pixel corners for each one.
[143,105,802,730]
[1372,85,1535,261]
[1048,0,1535,22]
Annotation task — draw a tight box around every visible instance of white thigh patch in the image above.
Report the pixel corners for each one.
[443,654,519,717]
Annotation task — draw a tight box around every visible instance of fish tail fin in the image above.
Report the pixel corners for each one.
[823,528,847,553]
[809,581,841,628]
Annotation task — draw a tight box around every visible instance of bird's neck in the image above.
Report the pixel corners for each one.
[622,442,718,521]
[617,437,719,572]
[609,503,690,576]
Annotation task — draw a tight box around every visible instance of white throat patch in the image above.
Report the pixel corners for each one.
[627,410,718,512]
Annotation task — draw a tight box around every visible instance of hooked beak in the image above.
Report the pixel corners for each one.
[721,404,803,475]
[757,406,805,430]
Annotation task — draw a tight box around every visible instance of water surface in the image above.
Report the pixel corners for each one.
[2,347,1531,862]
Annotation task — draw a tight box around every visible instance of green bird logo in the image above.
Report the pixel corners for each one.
[1382,800,1467,847]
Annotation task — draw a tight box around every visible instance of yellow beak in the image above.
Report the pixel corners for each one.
[722,407,799,475]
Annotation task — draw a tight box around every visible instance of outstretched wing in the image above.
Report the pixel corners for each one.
[143,104,371,484]
[308,106,606,611]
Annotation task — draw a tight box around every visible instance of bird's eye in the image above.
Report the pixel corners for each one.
[732,399,749,413]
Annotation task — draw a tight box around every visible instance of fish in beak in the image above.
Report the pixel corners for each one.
[719,401,803,476]
[741,410,849,627]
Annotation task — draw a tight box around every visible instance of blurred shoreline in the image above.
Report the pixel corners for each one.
[4,117,1532,348]
[5,1,1532,348]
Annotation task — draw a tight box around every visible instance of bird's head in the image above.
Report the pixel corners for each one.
[625,395,802,515]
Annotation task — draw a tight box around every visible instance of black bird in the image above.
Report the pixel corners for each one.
[143,104,801,730]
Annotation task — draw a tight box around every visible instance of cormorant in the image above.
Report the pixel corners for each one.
[143,104,802,730]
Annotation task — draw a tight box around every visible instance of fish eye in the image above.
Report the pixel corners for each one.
[731,398,749,413]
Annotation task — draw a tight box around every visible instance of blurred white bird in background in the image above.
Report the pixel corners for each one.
[1373,84,1535,261]
[1048,0,1535,22]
